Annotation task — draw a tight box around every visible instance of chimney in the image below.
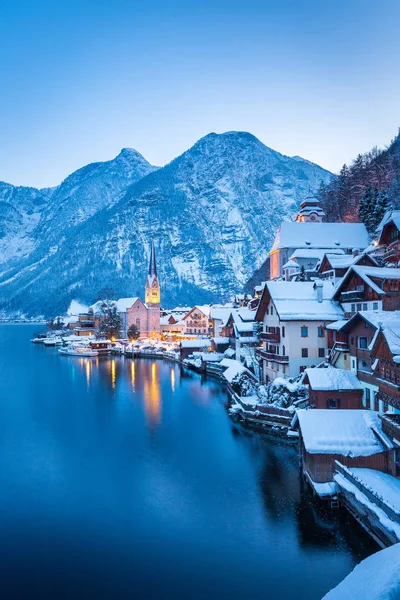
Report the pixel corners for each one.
[315,281,323,303]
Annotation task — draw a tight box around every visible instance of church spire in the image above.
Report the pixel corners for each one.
[148,240,157,277]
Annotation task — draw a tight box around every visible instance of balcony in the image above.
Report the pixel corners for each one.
[260,331,280,343]
[341,289,365,302]
[256,348,289,363]
[381,240,400,261]
[379,413,400,437]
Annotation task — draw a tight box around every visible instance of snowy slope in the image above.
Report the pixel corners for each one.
[0,132,331,316]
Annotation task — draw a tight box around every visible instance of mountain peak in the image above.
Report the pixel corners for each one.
[116,147,149,163]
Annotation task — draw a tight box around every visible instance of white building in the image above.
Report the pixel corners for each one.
[255,280,343,381]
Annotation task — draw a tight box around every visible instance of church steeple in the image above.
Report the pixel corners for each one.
[145,240,160,306]
[148,240,157,277]
[295,190,325,223]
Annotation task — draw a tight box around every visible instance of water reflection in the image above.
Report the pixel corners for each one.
[131,361,135,391]
[170,368,175,392]
[143,362,161,427]
[111,359,116,389]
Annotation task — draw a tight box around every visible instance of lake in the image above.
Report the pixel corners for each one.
[0,325,376,599]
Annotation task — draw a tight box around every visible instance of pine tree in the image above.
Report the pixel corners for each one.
[298,265,306,281]
[97,303,122,339]
[127,324,140,340]
[371,189,390,233]
[359,186,378,233]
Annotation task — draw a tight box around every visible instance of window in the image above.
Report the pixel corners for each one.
[267,308,269,315]
[282,365,286,374]
[365,388,370,401]
[282,345,286,355]
[363,303,368,311]
[282,326,285,338]
[351,336,354,345]
[318,348,325,358]
[328,398,339,409]
[271,306,274,315]
[301,348,308,358]
[357,303,362,311]
[318,326,324,338]
[344,353,347,361]
[351,303,356,312]
[136,318,140,329]
[373,302,378,310]
[358,337,368,349]
[365,321,369,328]
[301,326,308,337]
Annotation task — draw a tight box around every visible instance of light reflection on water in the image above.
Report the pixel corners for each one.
[0,326,378,600]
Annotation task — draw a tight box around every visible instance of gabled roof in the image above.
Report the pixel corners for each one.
[270,222,369,253]
[115,297,141,312]
[376,209,400,232]
[340,310,400,334]
[291,248,344,260]
[183,305,211,320]
[255,280,343,322]
[333,265,400,300]
[370,320,400,356]
[304,367,363,391]
[297,409,393,456]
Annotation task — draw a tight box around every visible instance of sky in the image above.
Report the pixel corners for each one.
[0,0,399,188]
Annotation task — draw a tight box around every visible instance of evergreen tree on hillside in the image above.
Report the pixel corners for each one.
[358,186,377,233]
[372,189,390,232]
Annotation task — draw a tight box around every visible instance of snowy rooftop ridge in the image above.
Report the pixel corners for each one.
[270,222,369,252]
[304,367,363,391]
[296,409,393,456]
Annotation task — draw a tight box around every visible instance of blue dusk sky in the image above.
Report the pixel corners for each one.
[0,0,399,188]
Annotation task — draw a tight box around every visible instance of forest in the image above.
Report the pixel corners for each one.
[317,129,400,233]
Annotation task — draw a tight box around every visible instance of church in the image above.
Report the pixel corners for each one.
[121,241,161,339]
[269,192,369,279]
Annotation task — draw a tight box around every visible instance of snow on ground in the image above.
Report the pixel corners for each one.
[67,299,89,315]
[347,468,400,515]
[323,543,400,600]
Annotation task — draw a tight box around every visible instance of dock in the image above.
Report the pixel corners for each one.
[334,461,400,548]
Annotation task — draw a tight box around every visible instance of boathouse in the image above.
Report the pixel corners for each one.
[302,366,363,409]
[296,409,395,496]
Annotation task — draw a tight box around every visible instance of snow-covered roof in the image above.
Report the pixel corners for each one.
[304,367,363,391]
[115,297,140,312]
[237,307,256,321]
[352,265,400,292]
[380,321,400,355]
[264,281,343,321]
[376,209,400,232]
[210,306,234,321]
[325,320,348,331]
[322,254,358,269]
[270,222,369,252]
[212,336,230,344]
[282,259,299,269]
[290,248,344,260]
[297,409,393,456]
[219,358,255,383]
[89,299,117,314]
[322,537,400,600]
[184,305,211,319]
[180,339,210,348]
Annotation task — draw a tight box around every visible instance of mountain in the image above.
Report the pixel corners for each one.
[0,132,331,317]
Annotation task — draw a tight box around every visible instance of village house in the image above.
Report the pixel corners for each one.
[302,366,363,410]
[269,193,369,279]
[182,305,212,336]
[328,311,400,411]
[255,280,343,382]
[332,265,400,318]
[159,313,186,337]
[296,409,396,497]
[317,251,378,283]
[369,320,400,414]
[179,339,211,359]
[376,210,400,265]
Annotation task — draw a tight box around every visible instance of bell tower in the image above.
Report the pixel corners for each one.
[295,191,325,223]
[145,241,160,337]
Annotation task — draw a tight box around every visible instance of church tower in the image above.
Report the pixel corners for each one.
[295,191,325,223]
[145,241,161,338]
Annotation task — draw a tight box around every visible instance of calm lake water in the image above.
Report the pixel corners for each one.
[0,325,377,599]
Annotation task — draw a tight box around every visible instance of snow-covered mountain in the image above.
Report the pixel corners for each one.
[0,132,331,316]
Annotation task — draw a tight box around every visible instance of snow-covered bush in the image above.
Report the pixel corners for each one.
[257,377,308,409]
[230,373,257,398]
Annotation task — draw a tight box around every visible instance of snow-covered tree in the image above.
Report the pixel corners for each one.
[97,303,122,339]
[127,324,140,340]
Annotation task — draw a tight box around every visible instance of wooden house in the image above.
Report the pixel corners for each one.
[333,265,400,318]
[377,212,400,265]
[303,367,363,409]
[296,409,396,497]
[317,251,377,283]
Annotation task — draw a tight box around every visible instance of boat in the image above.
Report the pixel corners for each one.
[31,334,47,344]
[43,337,63,347]
[58,347,99,357]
